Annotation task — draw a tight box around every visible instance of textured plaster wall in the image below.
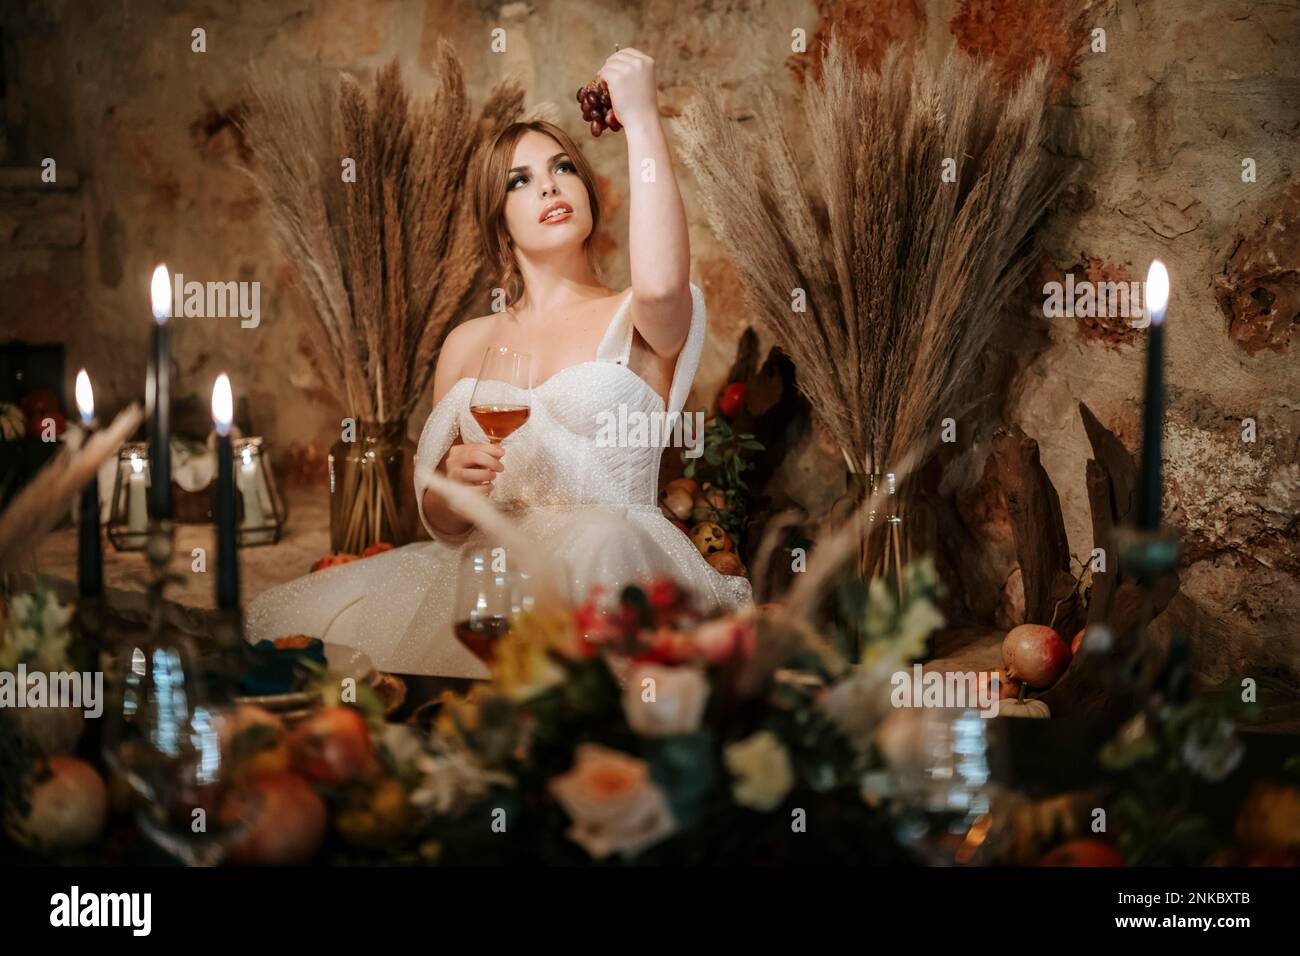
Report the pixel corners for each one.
[2,0,1296,685]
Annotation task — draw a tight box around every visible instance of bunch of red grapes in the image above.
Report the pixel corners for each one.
[576,78,621,137]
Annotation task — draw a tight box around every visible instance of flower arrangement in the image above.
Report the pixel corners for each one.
[322,565,947,865]
[0,582,74,674]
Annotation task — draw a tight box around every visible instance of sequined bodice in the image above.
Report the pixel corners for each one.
[444,356,672,510]
[417,285,711,519]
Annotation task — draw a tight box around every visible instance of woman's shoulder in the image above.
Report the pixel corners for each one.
[441,313,501,364]
[433,314,499,400]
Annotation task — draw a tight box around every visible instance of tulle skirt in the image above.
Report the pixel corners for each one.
[244,504,753,677]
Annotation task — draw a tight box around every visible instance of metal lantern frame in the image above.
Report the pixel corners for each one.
[107,436,287,550]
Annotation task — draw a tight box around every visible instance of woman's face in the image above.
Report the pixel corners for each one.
[502,130,593,257]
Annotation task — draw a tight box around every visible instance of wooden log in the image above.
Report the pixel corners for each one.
[1084,458,1118,626]
[1079,402,1137,525]
[990,425,1078,629]
[1041,405,1180,725]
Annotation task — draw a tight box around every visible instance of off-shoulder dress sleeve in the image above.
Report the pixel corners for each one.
[412,378,475,546]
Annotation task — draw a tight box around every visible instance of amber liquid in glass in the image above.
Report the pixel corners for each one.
[470,405,530,442]
[453,615,512,664]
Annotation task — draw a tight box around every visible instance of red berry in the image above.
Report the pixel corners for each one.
[718,382,746,418]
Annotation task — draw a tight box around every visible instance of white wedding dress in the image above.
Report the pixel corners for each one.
[245,282,753,677]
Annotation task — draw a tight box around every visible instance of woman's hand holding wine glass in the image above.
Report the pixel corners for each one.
[438,345,532,499]
[444,440,505,496]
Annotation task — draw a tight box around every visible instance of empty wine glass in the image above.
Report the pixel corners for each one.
[469,346,532,444]
[451,544,534,667]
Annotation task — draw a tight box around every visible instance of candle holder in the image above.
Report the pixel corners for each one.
[1113,525,1180,584]
[231,437,287,547]
[106,438,287,550]
[106,441,152,552]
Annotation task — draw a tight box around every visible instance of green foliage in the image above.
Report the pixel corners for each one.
[1099,681,1250,866]
[681,416,764,542]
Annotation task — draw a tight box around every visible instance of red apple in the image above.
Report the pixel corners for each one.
[223,771,327,865]
[288,706,375,785]
[1002,624,1072,688]
[1039,839,1124,867]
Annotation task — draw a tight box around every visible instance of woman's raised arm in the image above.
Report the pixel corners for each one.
[599,48,693,359]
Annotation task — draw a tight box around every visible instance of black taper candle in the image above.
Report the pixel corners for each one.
[78,475,103,597]
[214,375,240,610]
[1135,260,1169,531]
[75,370,103,597]
[147,322,172,518]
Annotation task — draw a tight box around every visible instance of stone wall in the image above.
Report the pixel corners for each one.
[2,0,1296,686]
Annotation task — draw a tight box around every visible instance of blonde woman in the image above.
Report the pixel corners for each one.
[247,49,752,677]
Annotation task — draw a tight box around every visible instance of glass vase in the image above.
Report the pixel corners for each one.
[328,419,415,555]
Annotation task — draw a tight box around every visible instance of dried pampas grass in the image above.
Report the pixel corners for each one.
[0,404,143,574]
[677,38,1061,499]
[241,41,525,425]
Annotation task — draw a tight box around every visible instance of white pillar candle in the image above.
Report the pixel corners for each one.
[127,453,148,534]
[237,444,270,543]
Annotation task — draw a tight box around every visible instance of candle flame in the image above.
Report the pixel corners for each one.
[151,264,172,322]
[75,369,94,423]
[1145,260,1169,325]
[211,373,234,435]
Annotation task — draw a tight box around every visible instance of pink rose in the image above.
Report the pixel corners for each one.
[548,745,676,860]
[694,617,757,664]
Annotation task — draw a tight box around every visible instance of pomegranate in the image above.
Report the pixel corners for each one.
[288,706,375,785]
[1039,839,1124,867]
[3,756,108,852]
[661,486,693,520]
[664,477,699,500]
[706,550,746,576]
[1002,624,1071,688]
[223,771,327,865]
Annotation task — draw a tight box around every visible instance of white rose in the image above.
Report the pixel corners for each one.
[548,744,676,859]
[622,663,709,737]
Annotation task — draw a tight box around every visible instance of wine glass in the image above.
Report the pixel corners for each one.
[469,346,532,444]
[887,708,1019,866]
[451,544,534,667]
[102,629,259,866]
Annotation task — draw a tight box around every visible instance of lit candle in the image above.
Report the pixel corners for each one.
[237,443,269,543]
[75,370,103,598]
[147,264,173,520]
[1136,260,1169,530]
[127,453,148,534]
[212,374,240,610]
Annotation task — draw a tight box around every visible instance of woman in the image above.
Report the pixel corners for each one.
[246,48,753,677]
